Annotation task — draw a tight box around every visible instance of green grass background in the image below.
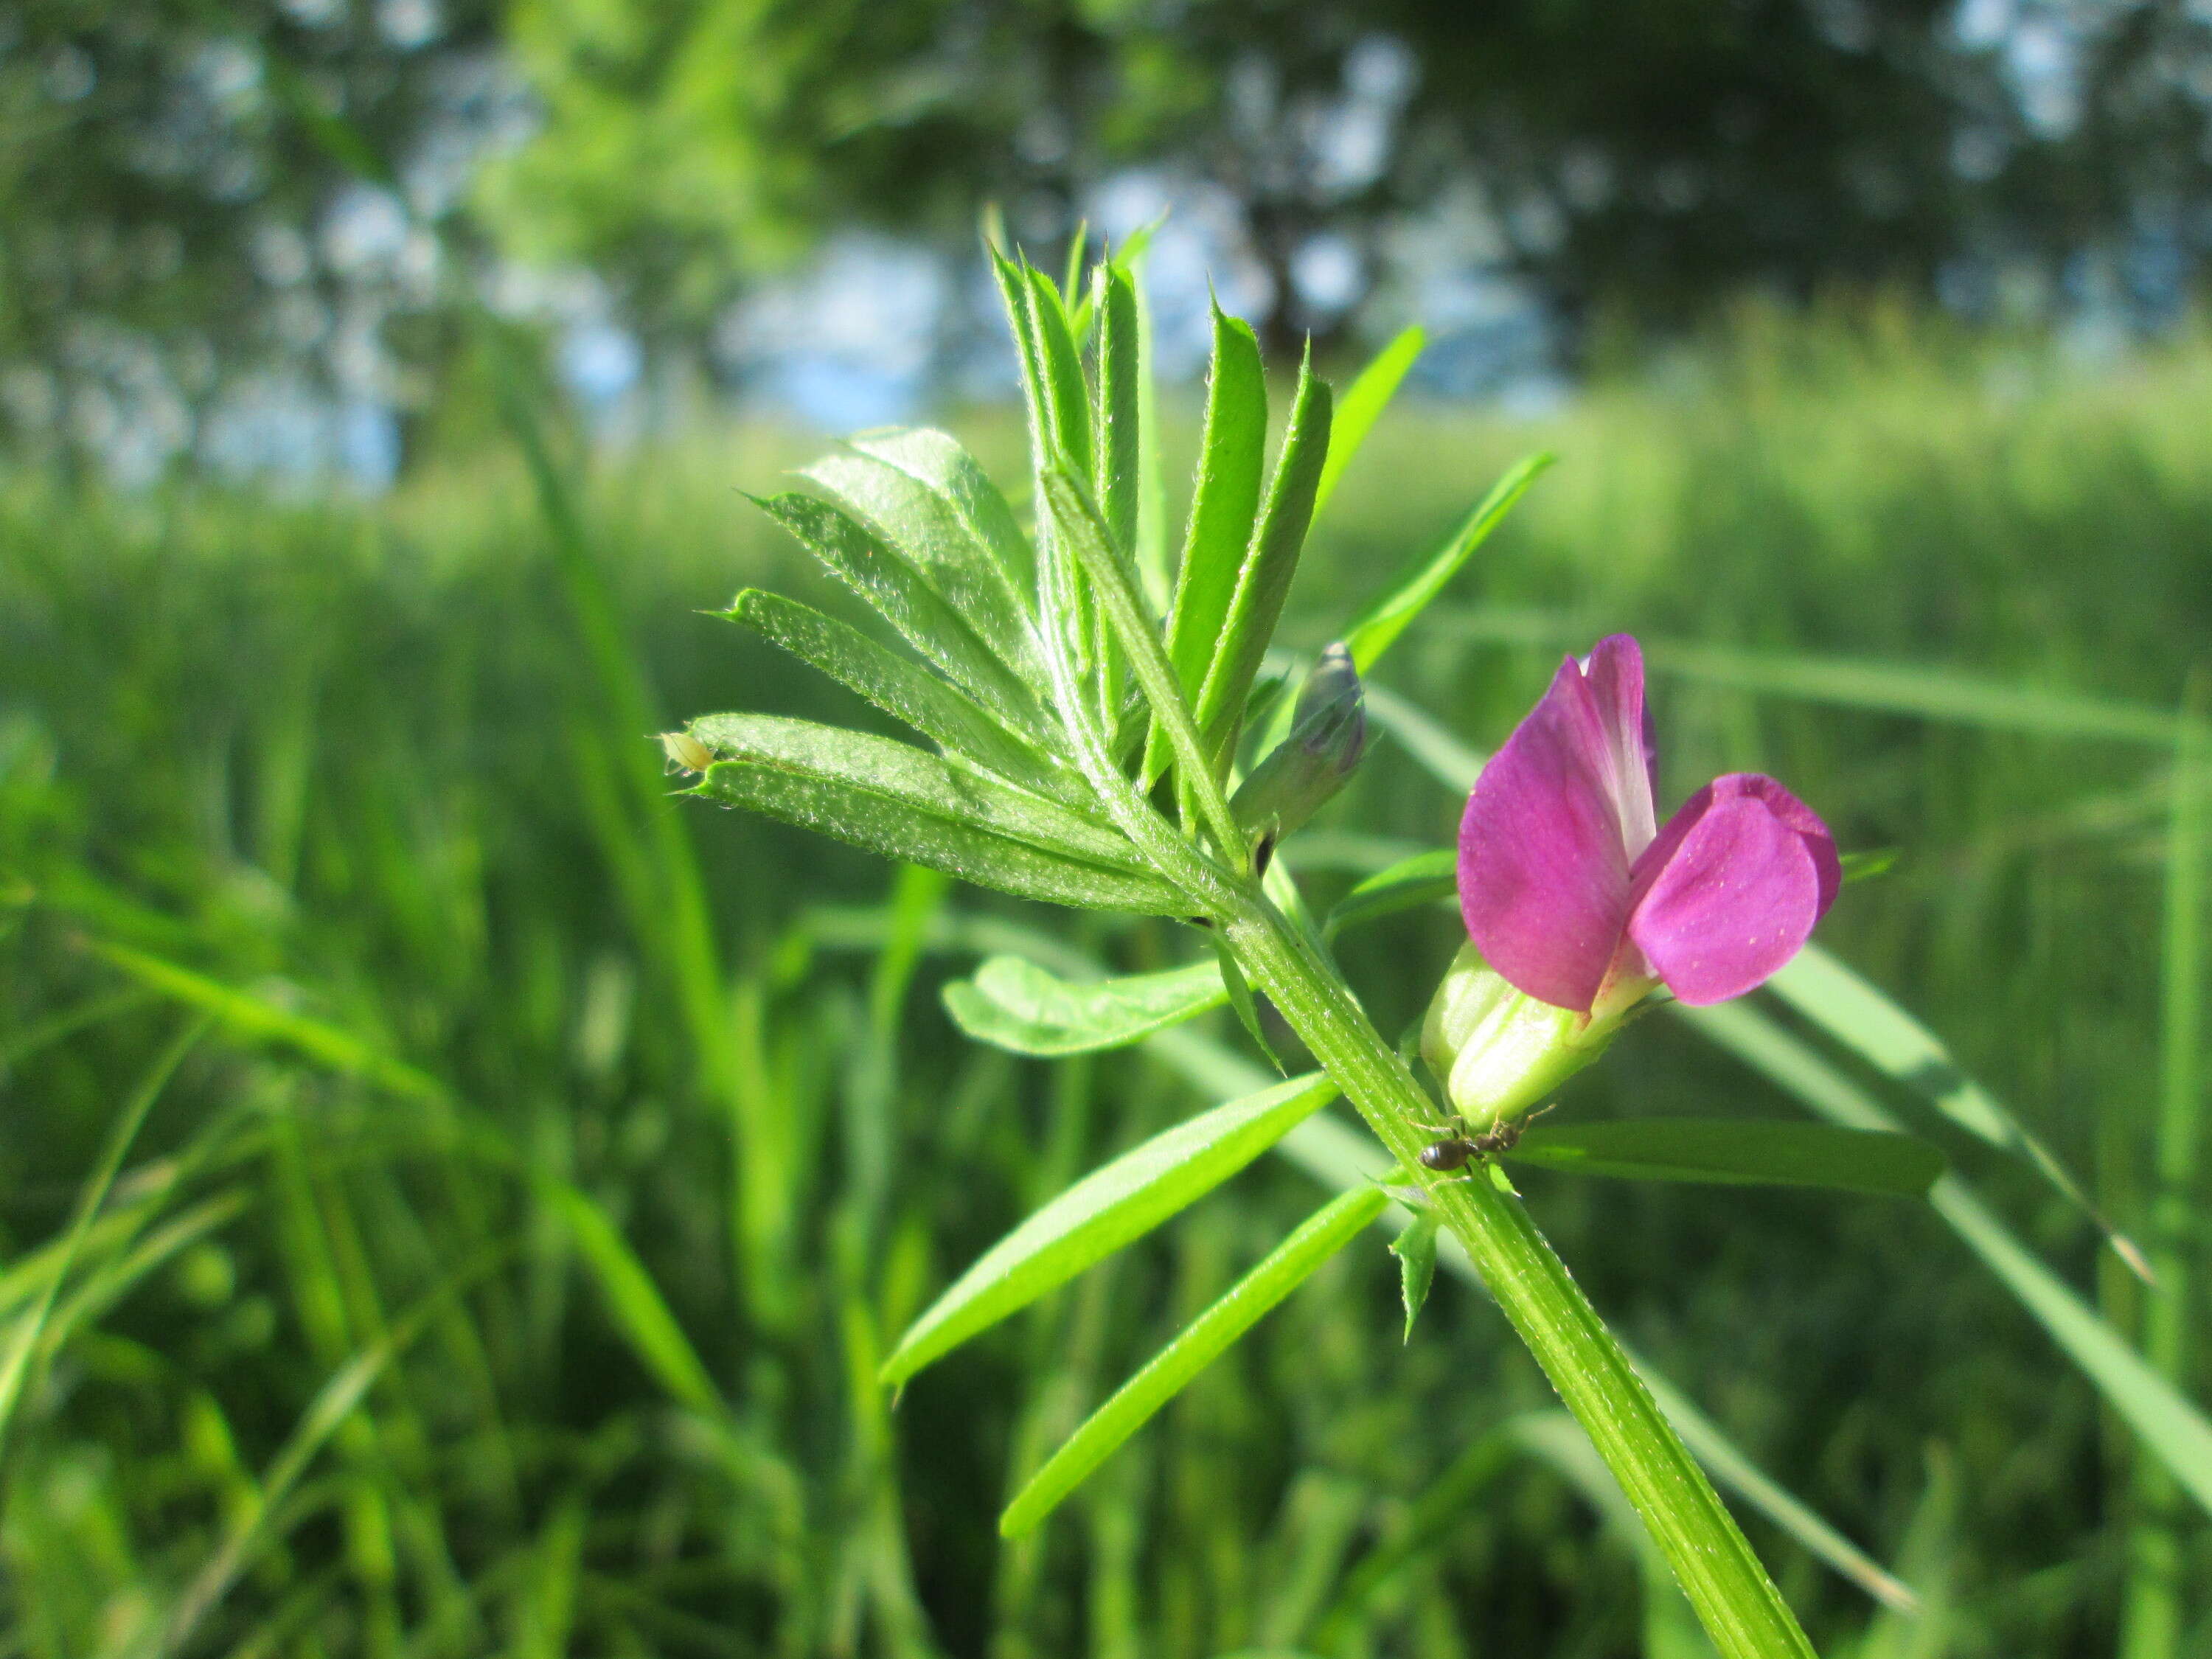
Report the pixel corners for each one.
[3,307,2209,1655]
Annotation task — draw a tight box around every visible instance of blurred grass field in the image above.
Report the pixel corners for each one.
[3,307,2210,1656]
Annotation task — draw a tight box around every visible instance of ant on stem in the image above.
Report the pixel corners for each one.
[1413,1102,1556,1180]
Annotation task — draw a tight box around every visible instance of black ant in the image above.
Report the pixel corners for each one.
[1414,1103,1555,1178]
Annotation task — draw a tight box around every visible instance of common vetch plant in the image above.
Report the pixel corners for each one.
[667,244,1947,1658]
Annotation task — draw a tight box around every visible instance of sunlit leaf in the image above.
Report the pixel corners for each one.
[1023,262,1094,486]
[989,247,1054,479]
[1192,353,1333,768]
[881,1072,1338,1385]
[943,956,1225,1056]
[1151,304,1267,782]
[1506,1118,1944,1197]
[1054,222,1088,310]
[848,427,1036,602]
[1344,453,1553,674]
[1039,468,1249,855]
[1000,1185,1386,1536]
[803,448,1045,689]
[686,714,1188,914]
[1093,263,1141,560]
[1312,324,1425,526]
[725,589,1085,807]
[1323,848,1458,939]
[750,492,1053,743]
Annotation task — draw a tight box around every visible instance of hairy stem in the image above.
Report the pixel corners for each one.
[1223,895,1819,1659]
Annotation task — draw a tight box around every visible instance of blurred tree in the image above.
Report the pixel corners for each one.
[10,0,2211,470]
[480,0,2212,354]
[0,0,502,475]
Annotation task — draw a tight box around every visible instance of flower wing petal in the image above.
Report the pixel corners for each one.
[1458,655,1636,1012]
[1626,774,1837,1006]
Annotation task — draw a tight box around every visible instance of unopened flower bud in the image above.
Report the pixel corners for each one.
[1420,941,1623,1128]
[1231,644,1368,853]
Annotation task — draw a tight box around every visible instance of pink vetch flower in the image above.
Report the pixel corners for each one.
[1458,634,1840,1017]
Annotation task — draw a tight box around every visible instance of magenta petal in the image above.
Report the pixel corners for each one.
[1458,654,1640,1012]
[1625,773,1839,1005]
[1578,634,1660,855]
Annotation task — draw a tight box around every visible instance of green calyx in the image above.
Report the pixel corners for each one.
[1420,941,1624,1128]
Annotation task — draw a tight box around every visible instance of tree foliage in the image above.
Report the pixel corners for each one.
[485,0,2212,347]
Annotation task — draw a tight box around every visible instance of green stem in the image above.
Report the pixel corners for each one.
[2119,675,2208,1659]
[1224,898,1819,1659]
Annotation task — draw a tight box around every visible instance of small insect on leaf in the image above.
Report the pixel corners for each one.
[661,731,714,775]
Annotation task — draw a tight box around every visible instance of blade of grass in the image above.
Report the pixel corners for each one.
[1360,684,1487,793]
[1306,1418,1525,1648]
[1321,848,1457,939]
[481,319,737,1111]
[161,1256,509,1655]
[88,939,442,1099]
[1439,610,2187,746]
[1681,997,2212,1517]
[1343,454,1553,674]
[1506,1119,1944,1197]
[0,1015,207,1455]
[539,1179,720,1414]
[2119,668,2209,1659]
[999,1186,1387,1536]
[1769,945,2149,1279]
